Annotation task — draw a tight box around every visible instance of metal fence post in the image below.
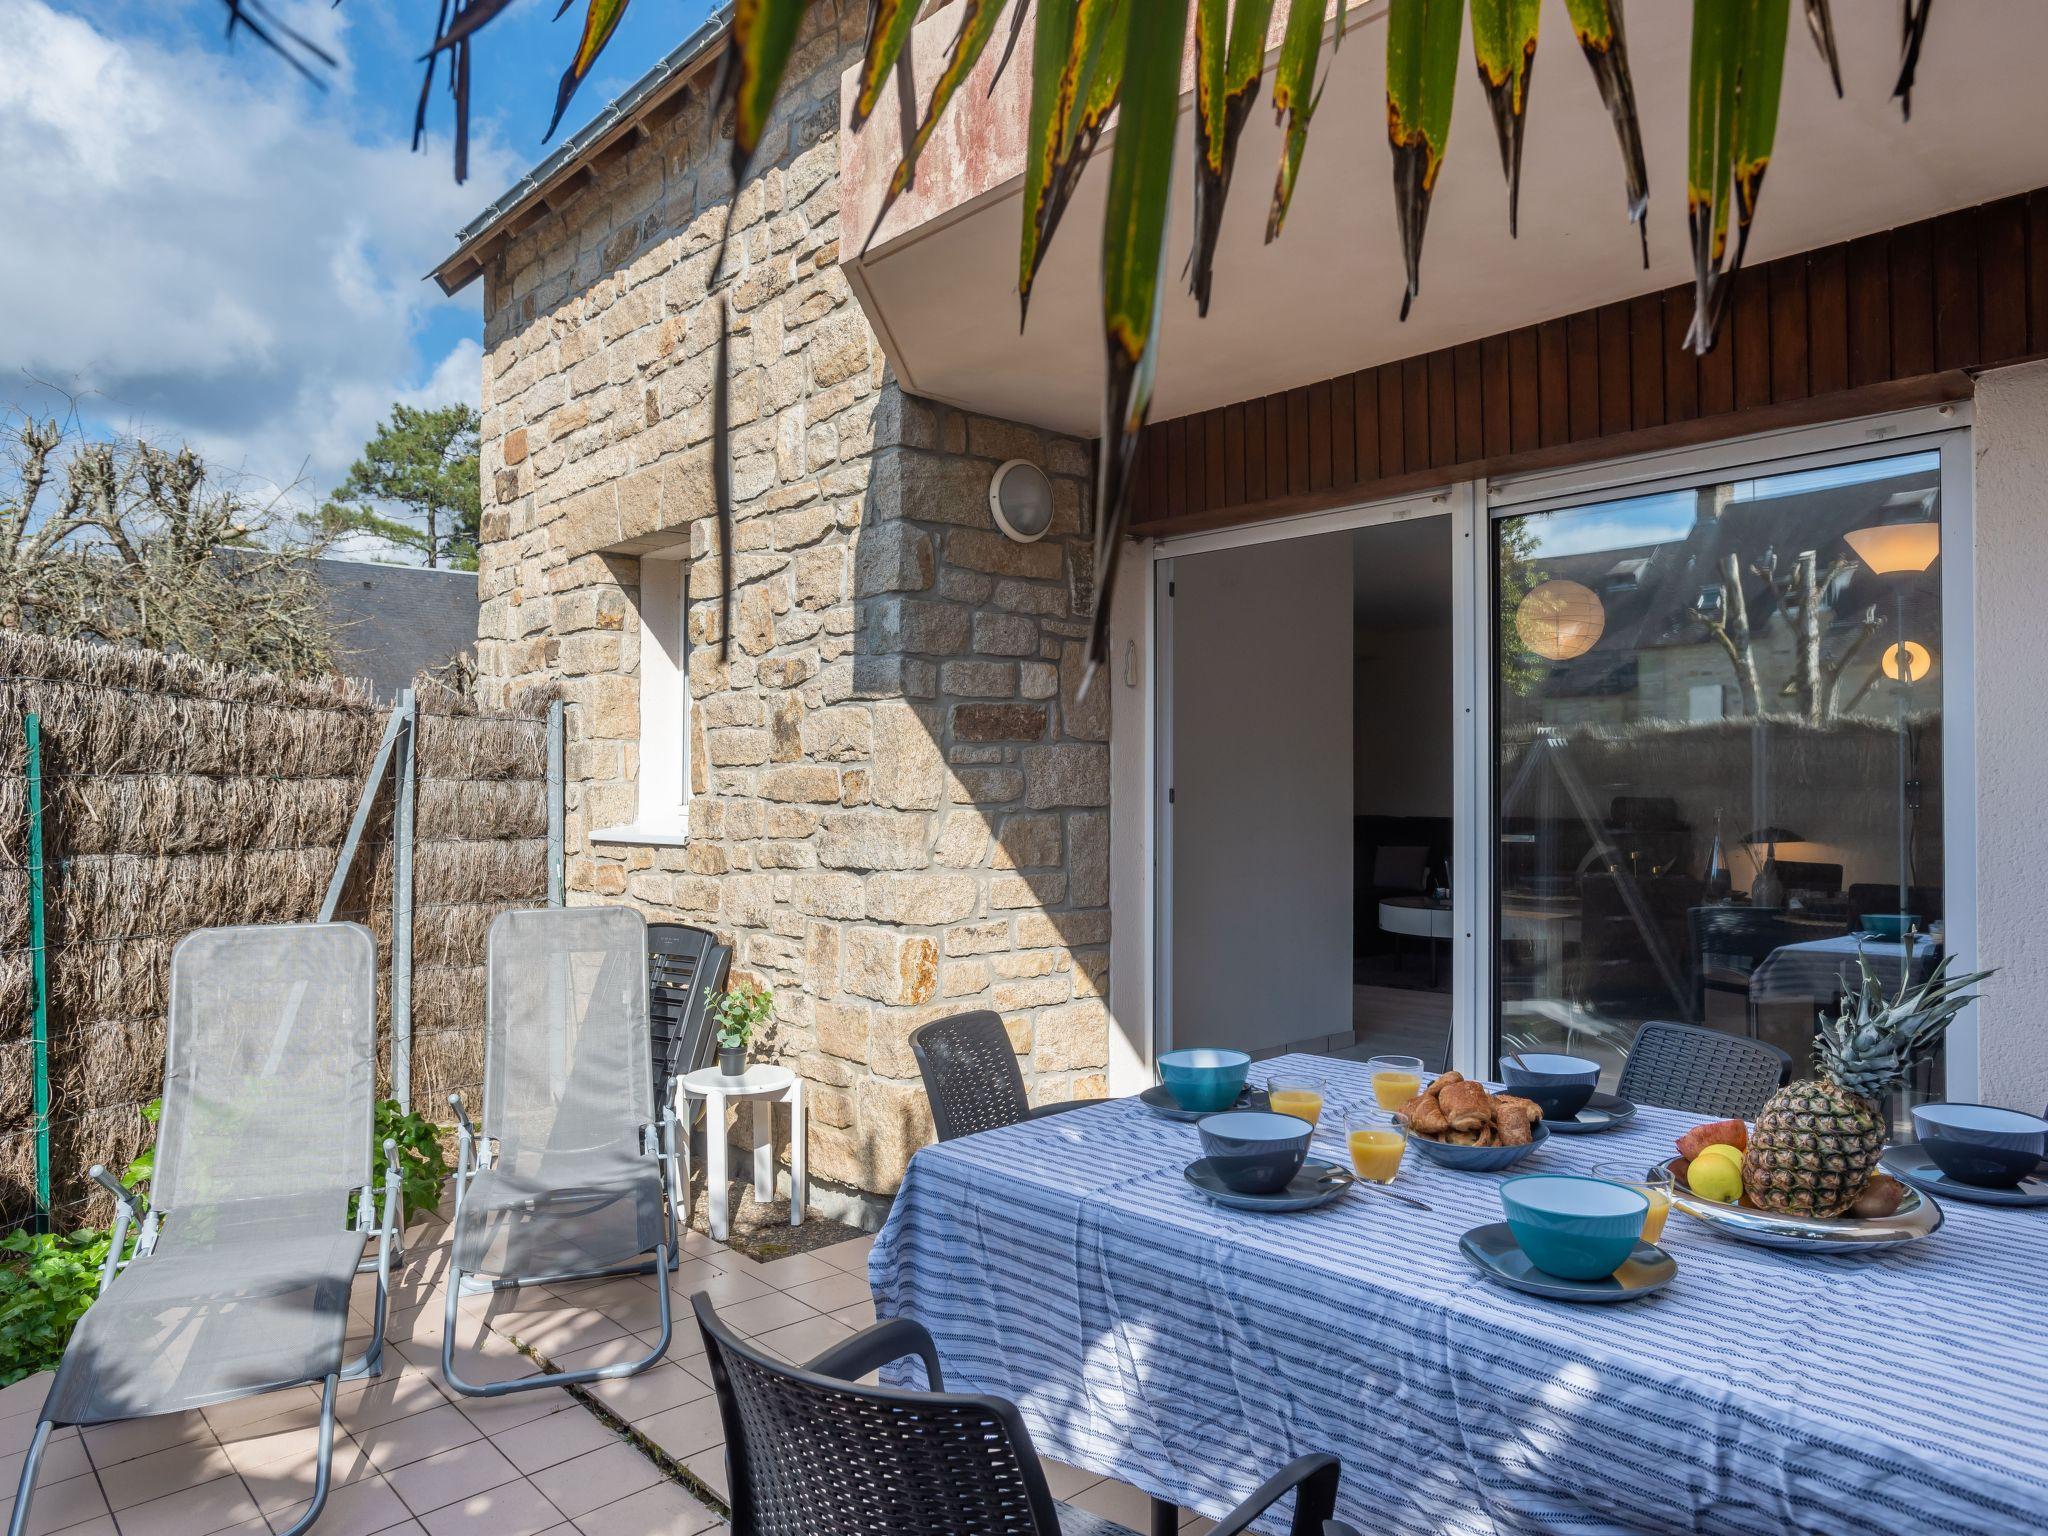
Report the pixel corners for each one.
[24,713,50,1230]
[391,689,417,1114]
[546,699,565,908]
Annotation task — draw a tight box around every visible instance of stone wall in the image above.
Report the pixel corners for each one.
[471,5,1111,1204]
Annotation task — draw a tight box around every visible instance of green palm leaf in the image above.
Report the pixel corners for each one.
[1093,0,1187,671]
[545,0,634,141]
[1020,0,1125,325]
[1263,0,1331,243]
[863,0,1014,253]
[1386,0,1463,320]
[1685,0,1790,354]
[715,0,810,181]
[850,0,921,130]
[1469,0,1540,237]
[1188,0,1277,313]
[1562,0,1649,264]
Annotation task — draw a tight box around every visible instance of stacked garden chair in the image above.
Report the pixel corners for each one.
[440,905,683,1397]
[10,922,402,1536]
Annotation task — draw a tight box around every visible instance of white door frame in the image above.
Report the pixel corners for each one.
[1138,401,1976,1094]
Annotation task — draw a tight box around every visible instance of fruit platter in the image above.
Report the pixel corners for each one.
[1657,1118,1942,1254]
[1650,952,1984,1253]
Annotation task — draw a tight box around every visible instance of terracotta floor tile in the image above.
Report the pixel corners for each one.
[413,1479,564,1536]
[526,1446,660,1521]
[827,1297,877,1331]
[383,1442,519,1517]
[1067,1477,1159,1532]
[203,1393,322,1445]
[537,1338,659,1379]
[782,1271,870,1316]
[583,1366,708,1426]
[747,1253,839,1291]
[666,1266,769,1310]
[81,1414,212,1471]
[625,1397,723,1464]
[334,1376,447,1437]
[0,1376,53,1421]
[1,1469,110,1536]
[818,1235,875,1274]
[483,1410,616,1476]
[1042,1461,1100,1500]
[99,1442,237,1512]
[568,1479,720,1536]
[237,1441,377,1515]
[110,1473,262,1536]
[261,1475,414,1536]
[445,1393,572,1438]
[747,1314,854,1367]
[356,1407,482,1475]
[711,1293,815,1338]
[676,1449,726,1505]
[1,1431,91,1489]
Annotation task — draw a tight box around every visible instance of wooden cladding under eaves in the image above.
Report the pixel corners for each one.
[1129,192,2048,537]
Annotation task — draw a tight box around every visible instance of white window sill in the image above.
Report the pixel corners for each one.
[591,822,690,848]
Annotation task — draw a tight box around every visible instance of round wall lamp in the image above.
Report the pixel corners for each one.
[1515,579,1606,661]
[988,459,1055,543]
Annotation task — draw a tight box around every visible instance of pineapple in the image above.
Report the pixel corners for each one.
[1744,954,1990,1217]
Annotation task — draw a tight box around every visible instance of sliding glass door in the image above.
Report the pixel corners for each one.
[1491,446,1951,1092]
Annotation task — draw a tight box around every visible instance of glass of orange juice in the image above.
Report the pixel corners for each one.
[1266,1073,1326,1127]
[1348,1107,1408,1184]
[1365,1055,1427,1111]
[1592,1162,1673,1246]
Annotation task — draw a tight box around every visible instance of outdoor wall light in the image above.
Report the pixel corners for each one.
[1515,579,1605,661]
[988,459,1055,543]
[1882,640,1933,683]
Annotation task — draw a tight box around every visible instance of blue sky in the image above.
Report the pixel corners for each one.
[2,0,711,512]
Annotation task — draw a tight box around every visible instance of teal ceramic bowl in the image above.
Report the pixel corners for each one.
[1157,1048,1251,1113]
[1861,913,1917,940]
[1500,1174,1648,1281]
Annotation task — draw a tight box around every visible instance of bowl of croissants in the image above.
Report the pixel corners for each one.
[1394,1072,1551,1172]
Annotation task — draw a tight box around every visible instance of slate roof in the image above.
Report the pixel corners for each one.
[309,558,480,701]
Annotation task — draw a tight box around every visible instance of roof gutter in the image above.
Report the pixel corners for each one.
[428,4,735,297]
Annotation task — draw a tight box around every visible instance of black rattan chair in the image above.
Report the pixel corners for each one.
[910,1010,1093,1142]
[1616,1020,1792,1119]
[692,1292,1344,1536]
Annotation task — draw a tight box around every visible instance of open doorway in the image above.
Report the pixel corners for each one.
[1160,511,1454,1069]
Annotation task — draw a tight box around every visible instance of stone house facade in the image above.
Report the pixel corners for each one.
[462,6,1112,1210]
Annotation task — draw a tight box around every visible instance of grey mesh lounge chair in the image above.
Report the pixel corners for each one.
[692,1292,1344,1535]
[10,923,401,1536]
[441,906,682,1397]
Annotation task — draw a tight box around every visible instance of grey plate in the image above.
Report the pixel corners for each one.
[1141,1084,1268,1122]
[1658,1157,1944,1252]
[1881,1147,2048,1208]
[1184,1157,1353,1212]
[1460,1223,1675,1303]
[1542,1092,1639,1136]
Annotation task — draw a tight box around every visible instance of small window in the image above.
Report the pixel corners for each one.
[593,551,689,845]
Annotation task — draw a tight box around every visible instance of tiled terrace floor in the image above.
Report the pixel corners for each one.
[1,1201,1215,1536]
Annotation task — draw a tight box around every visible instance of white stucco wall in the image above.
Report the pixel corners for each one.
[1969,360,2048,1114]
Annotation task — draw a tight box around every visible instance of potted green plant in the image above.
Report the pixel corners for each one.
[711,978,773,1076]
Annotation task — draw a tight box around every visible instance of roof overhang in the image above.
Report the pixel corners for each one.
[841,0,2048,438]
[428,7,735,296]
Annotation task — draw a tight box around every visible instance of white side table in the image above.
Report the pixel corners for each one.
[677,1064,805,1243]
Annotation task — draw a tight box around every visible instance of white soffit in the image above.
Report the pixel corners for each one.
[845,0,2048,438]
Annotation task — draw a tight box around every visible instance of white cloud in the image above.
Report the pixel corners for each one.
[0,0,516,498]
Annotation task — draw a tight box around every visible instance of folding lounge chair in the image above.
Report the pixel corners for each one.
[10,923,400,1536]
[441,906,683,1397]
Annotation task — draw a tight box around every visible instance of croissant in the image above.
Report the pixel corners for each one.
[1495,1104,1533,1146]
[1495,1094,1543,1128]
[1438,1078,1494,1132]
[1399,1089,1450,1137]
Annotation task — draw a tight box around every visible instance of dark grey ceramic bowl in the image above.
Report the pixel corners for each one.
[1912,1102,2048,1188]
[1195,1110,1313,1195]
[1498,1053,1600,1121]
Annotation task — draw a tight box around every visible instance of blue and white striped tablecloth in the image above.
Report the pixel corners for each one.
[870,1052,2048,1536]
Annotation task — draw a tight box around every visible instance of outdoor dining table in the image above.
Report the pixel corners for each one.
[870,1051,2048,1536]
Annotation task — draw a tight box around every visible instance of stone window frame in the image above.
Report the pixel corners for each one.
[594,549,691,847]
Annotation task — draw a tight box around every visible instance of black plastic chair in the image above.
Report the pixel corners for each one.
[1616,1020,1792,1120]
[910,1010,1093,1142]
[692,1292,1343,1536]
[650,922,731,1117]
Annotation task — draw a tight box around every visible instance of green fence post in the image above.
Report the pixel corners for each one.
[24,712,51,1230]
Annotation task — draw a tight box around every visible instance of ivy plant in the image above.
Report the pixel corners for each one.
[375,1099,451,1225]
